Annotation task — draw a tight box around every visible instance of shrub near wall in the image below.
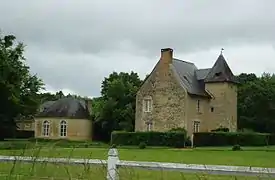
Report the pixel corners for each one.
[15,130,34,138]
[111,131,187,148]
[193,132,275,147]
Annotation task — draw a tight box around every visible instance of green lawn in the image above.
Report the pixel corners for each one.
[0,145,275,179]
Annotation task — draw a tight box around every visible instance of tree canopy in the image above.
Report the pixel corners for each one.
[0,33,44,137]
[237,73,275,133]
[92,72,142,141]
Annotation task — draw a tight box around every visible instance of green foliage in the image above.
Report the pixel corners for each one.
[139,142,146,149]
[28,138,105,148]
[193,132,275,147]
[92,72,142,141]
[0,141,32,150]
[14,130,34,138]
[237,73,275,133]
[169,127,187,134]
[232,144,242,151]
[0,129,34,139]
[111,131,187,148]
[211,127,229,132]
[0,33,44,138]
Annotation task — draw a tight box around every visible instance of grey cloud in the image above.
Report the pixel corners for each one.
[1,0,275,54]
[24,46,154,97]
[1,0,275,96]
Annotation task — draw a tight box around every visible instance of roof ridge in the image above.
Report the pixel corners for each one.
[173,58,194,65]
[197,68,211,70]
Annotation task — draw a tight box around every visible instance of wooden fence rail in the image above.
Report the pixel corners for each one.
[0,148,275,180]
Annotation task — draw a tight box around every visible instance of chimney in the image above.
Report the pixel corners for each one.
[160,48,173,65]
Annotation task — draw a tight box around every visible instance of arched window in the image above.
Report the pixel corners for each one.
[42,120,50,136]
[60,120,67,137]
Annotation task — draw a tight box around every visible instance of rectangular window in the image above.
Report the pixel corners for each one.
[197,100,200,113]
[211,107,214,112]
[193,121,200,133]
[144,98,152,112]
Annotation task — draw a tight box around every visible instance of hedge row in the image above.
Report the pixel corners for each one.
[28,138,105,148]
[0,138,105,150]
[0,130,34,140]
[111,131,187,148]
[15,130,34,139]
[193,132,275,147]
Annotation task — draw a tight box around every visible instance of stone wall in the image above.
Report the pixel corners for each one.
[135,49,187,132]
[16,120,35,131]
[135,48,238,135]
[185,95,210,136]
[205,82,238,131]
[35,117,92,141]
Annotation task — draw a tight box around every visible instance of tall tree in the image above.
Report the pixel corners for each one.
[0,33,44,138]
[92,71,142,141]
[237,73,275,133]
[38,92,59,103]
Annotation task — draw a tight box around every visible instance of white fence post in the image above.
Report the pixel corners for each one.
[107,148,119,180]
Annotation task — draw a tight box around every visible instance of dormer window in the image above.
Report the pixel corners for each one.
[143,96,152,112]
[215,72,222,76]
[183,76,190,83]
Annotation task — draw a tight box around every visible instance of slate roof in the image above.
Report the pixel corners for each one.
[171,59,208,96]
[195,68,211,80]
[37,97,89,119]
[170,53,237,97]
[204,54,238,83]
[39,101,55,112]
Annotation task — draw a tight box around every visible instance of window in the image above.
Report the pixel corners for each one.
[146,122,152,131]
[60,120,67,137]
[215,72,222,76]
[193,121,200,133]
[211,107,214,112]
[42,120,50,136]
[143,97,152,112]
[197,100,200,113]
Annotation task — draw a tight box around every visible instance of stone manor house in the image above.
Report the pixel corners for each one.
[135,48,238,136]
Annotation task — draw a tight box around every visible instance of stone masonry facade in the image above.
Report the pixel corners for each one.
[135,48,238,136]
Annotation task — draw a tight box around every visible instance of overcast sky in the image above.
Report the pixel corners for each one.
[1,0,275,97]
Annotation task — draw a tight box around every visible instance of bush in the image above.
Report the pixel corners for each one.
[185,136,192,147]
[111,131,187,148]
[193,132,275,147]
[15,130,34,138]
[139,142,146,149]
[28,138,105,148]
[211,127,229,132]
[232,144,242,151]
[169,127,187,133]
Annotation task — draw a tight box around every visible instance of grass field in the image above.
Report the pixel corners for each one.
[0,142,275,179]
